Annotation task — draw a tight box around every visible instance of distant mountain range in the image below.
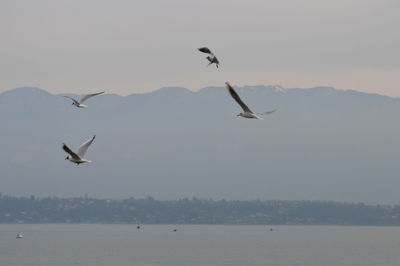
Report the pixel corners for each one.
[1,86,399,203]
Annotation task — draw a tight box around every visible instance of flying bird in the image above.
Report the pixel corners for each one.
[62,135,96,165]
[198,47,219,68]
[225,82,276,119]
[63,91,105,108]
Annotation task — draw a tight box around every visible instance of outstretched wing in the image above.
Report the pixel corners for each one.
[63,96,80,105]
[198,47,214,56]
[257,109,277,115]
[77,135,96,158]
[225,82,252,113]
[79,91,105,104]
[62,143,81,160]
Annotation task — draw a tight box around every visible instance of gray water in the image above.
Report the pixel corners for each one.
[1,224,400,266]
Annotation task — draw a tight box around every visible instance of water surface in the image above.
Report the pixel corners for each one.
[1,224,400,266]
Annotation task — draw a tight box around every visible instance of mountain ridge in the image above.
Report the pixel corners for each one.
[0,85,399,204]
[1,85,397,101]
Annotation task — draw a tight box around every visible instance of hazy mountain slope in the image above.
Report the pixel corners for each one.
[0,86,399,203]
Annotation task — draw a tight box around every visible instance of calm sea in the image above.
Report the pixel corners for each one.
[1,224,400,266]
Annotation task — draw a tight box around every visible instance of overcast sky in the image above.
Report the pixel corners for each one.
[1,0,399,96]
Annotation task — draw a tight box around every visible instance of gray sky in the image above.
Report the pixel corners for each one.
[1,0,399,96]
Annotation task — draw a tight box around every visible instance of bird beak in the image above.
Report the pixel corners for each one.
[65,157,68,160]
[237,114,240,116]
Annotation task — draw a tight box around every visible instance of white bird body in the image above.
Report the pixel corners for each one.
[225,82,276,119]
[206,55,219,68]
[63,91,104,108]
[239,112,262,119]
[62,135,96,165]
[66,157,91,164]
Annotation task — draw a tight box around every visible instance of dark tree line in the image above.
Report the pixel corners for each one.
[1,194,400,225]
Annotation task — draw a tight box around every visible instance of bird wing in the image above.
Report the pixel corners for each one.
[198,47,214,56]
[62,143,81,160]
[79,91,105,104]
[225,82,252,113]
[207,55,219,64]
[257,109,277,115]
[63,96,80,105]
[211,56,219,67]
[77,135,96,157]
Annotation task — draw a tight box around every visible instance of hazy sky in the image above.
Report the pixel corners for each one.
[1,0,399,96]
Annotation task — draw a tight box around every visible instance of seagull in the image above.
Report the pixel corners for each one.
[198,47,219,68]
[63,91,105,108]
[225,82,276,119]
[62,135,96,165]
